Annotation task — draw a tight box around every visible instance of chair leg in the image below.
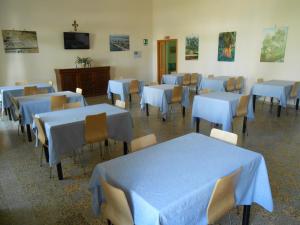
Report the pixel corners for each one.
[242,117,247,134]
[107,219,112,225]
[49,167,52,179]
[40,147,43,167]
[99,142,103,160]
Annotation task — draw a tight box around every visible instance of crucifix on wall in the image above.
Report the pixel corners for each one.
[72,20,79,32]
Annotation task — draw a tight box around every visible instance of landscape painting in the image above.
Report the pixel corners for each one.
[110,35,130,51]
[2,30,39,53]
[260,26,288,63]
[185,35,199,60]
[218,31,236,62]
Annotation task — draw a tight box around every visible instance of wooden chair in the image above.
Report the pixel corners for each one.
[100,178,134,225]
[233,95,250,134]
[15,81,27,86]
[210,128,238,145]
[235,76,243,92]
[76,88,83,95]
[207,167,242,225]
[198,88,211,95]
[171,86,183,103]
[290,82,300,99]
[34,117,52,178]
[208,74,214,79]
[50,95,67,111]
[10,96,22,135]
[115,100,126,109]
[84,113,108,159]
[63,102,81,109]
[131,134,157,152]
[226,78,235,92]
[37,88,49,94]
[182,73,191,86]
[129,80,139,102]
[190,73,199,93]
[257,78,264,83]
[24,86,38,96]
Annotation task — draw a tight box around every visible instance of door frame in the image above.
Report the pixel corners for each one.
[157,39,178,83]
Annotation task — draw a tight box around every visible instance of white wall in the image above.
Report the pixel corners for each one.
[0,0,153,86]
[152,0,300,92]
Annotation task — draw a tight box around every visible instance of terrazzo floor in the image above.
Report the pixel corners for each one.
[0,94,299,225]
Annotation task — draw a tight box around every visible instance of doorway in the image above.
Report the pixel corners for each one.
[157,39,178,83]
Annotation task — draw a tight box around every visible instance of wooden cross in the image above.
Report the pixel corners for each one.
[72,20,79,32]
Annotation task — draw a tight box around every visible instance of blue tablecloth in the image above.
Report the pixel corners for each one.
[15,91,86,125]
[251,80,294,107]
[0,83,54,109]
[89,133,273,225]
[192,92,254,131]
[35,104,133,166]
[107,79,144,101]
[140,84,190,119]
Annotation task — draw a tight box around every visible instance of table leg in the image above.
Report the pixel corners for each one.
[182,106,185,117]
[196,85,198,94]
[270,97,274,105]
[296,98,299,111]
[242,205,251,225]
[252,95,256,113]
[7,108,12,120]
[26,124,32,142]
[242,116,247,134]
[129,94,132,103]
[43,145,49,163]
[111,93,114,105]
[56,163,63,180]
[105,139,108,146]
[196,118,200,133]
[277,105,281,117]
[4,108,7,116]
[146,103,149,116]
[20,124,25,133]
[123,142,128,155]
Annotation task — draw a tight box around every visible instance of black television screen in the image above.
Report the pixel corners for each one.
[64,32,90,49]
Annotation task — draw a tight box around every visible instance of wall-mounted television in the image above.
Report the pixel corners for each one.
[64,32,90,49]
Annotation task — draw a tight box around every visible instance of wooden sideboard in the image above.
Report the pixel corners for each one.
[55,67,110,97]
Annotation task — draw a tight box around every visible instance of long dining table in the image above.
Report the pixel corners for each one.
[14,91,85,142]
[0,83,54,120]
[35,103,133,180]
[89,132,273,225]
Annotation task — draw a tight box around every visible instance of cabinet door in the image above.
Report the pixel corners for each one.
[78,71,93,97]
[61,72,77,92]
[92,71,109,95]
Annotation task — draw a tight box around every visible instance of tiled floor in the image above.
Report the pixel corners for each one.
[0,94,299,225]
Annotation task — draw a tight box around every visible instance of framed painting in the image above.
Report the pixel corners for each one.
[218,31,236,62]
[110,35,130,51]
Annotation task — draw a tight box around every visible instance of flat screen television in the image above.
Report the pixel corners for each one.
[64,32,90,49]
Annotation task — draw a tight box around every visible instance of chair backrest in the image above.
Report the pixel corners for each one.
[257,78,264,83]
[210,128,238,145]
[208,74,214,79]
[235,76,243,90]
[63,102,81,109]
[290,82,300,98]
[50,95,67,111]
[24,86,38,96]
[190,73,198,85]
[115,100,126,109]
[15,81,27,86]
[76,88,83,95]
[207,167,242,224]
[10,96,20,119]
[149,82,158,86]
[171,86,183,103]
[85,113,108,144]
[198,88,210,95]
[131,134,157,152]
[34,117,47,145]
[100,179,134,225]
[182,73,191,85]
[236,95,250,117]
[129,80,139,94]
[226,78,235,92]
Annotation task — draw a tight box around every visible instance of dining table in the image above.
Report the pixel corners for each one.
[107,79,144,104]
[14,91,85,142]
[161,73,202,86]
[0,83,54,120]
[140,84,190,120]
[35,103,133,180]
[89,132,273,225]
[192,92,254,132]
[199,76,243,93]
[251,80,296,117]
